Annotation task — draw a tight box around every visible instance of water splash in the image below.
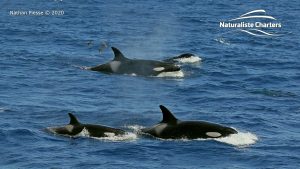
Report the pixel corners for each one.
[76,127,137,141]
[214,38,231,45]
[214,131,258,147]
[92,132,137,141]
[173,55,202,63]
[126,125,145,132]
[156,70,184,78]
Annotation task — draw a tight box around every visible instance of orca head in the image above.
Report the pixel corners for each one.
[176,53,194,59]
[47,113,84,136]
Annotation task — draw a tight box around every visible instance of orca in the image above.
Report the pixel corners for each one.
[90,47,182,76]
[163,53,201,63]
[47,113,125,138]
[141,105,237,139]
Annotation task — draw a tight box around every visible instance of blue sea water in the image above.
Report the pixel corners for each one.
[1,0,300,168]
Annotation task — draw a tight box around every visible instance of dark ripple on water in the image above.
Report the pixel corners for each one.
[249,88,297,97]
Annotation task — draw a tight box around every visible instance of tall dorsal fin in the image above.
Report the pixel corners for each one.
[159,105,178,124]
[68,113,80,125]
[111,47,127,61]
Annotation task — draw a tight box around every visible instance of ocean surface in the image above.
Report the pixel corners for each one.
[1,0,300,168]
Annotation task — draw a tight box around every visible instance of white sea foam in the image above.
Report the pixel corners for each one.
[214,131,258,147]
[75,127,137,141]
[92,132,137,141]
[126,125,145,132]
[174,55,202,63]
[156,70,184,78]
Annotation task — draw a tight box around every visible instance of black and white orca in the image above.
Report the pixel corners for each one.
[141,105,237,139]
[90,47,183,77]
[163,53,201,63]
[47,113,125,138]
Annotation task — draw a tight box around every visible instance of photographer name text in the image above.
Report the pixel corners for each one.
[9,10,64,16]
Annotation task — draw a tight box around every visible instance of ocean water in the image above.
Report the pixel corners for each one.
[1,0,300,168]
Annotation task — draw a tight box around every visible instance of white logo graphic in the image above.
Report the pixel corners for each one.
[220,9,282,37]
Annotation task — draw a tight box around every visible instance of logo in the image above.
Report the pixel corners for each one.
[220,9,282,37]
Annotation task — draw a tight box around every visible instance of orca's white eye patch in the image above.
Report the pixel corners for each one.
[206,132,221,138]
[153,67,165,71]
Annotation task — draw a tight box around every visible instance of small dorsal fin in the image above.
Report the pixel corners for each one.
[111,47,127,61]
[68,113,80,125]
[159,105,178,124]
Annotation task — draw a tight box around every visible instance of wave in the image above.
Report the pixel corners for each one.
[250,88,297,97]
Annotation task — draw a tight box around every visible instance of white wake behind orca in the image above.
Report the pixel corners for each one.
[141,105,238,139]
[89,47,199,77]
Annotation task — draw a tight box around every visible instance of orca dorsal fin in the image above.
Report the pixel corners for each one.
[111,47,127,61]
[68,113,80,125]
[159,105,178,124]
